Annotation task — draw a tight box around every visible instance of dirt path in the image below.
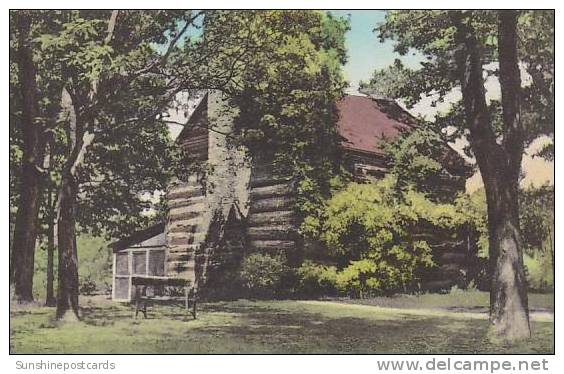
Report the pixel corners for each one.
[302,300,554,322]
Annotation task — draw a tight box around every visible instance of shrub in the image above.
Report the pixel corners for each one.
[305,177,486,296]
[79,276,97,296]
[336,260,379,298]
[335,242,433,297]
[240,253,288,299]
[103,281,113,295]
[317,179,438,294]
[295,260,338,298]
[524,253,554,292]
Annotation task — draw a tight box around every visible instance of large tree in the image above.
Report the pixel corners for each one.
[9,10,203,318]
[366,10,553,341]
[9,11,64,303]
[40,10,204,320]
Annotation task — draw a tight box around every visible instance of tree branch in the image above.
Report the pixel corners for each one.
[161,11,204,65]
[452,12,505,176]
[134,10,205,76]
[104,10,119,44]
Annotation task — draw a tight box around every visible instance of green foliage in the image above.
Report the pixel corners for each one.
[519,183,554,256]
[321,178,476,245]
[79,276,98,296]
[240,253,289,299]
[468,185,554,291]
[12,10,350,244]
[360,59,414,99]
[368,10,553,158]
[469,184,555,264]
[76,116,178,238]
[33,234,112,300]
[380,122,464,200]
[76,235,113,292]
[299,173,350,239]
[519,184,554,291]
[370,12,553,312]
[524,253,553,292]
[295,260,338,298]
[201,11,349,221]
[11,10,350,303]
[32,247,57,300]
[336,260,381,298]
[334,252,436,297]
[459,189,489,257]
[9,11,200,243]
[304,177,491,297]
[313,178,484,295]
[518,11,554,160]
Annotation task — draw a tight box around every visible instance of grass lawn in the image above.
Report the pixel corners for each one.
[340,289,554,313]
[10,292,553,354]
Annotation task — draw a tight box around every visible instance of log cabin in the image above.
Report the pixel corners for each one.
[110,91,475,301]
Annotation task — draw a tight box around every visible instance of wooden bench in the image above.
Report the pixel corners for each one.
[131,276,197,320]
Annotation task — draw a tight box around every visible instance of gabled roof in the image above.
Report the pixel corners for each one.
[172,92,471,176]
[336,95,472,176]
[176,92,208,143]
[336,95,417,156]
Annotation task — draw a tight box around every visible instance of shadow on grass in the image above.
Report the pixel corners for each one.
[10,299,554,354]
[185,302,554,354]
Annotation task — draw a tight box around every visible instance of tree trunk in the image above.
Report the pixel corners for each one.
[43,133,57,307]
[486,178,530,340]
[54,89,96,320]
[548,226,554,277]
[45,186,56,307]
[10,12,43,303]
[46,226,56,306]
[54,11,117,320]
[54,89,81,321]
[454,11,530,341]
[56,173,80,320]
[488,10,530,341]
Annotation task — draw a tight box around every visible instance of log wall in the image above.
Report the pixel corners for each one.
[416,225,479,292]
[164,96,210,284]
[246,161,301,264]
[165,176,207,284]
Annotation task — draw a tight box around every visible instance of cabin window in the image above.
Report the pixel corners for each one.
[116,253,129,275]
[113,253,130,300]
[148,250,166,276]
[132,251,147,275]
[114,277,130,300]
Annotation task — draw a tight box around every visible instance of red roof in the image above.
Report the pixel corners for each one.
[337,95,418,155]
[337,95,472,176]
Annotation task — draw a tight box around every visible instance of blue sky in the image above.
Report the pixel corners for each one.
[331,10,422,91]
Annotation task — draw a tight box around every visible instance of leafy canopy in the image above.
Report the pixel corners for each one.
[201,11,350,220]
[363,10,554,160]
[9,11,200,239]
